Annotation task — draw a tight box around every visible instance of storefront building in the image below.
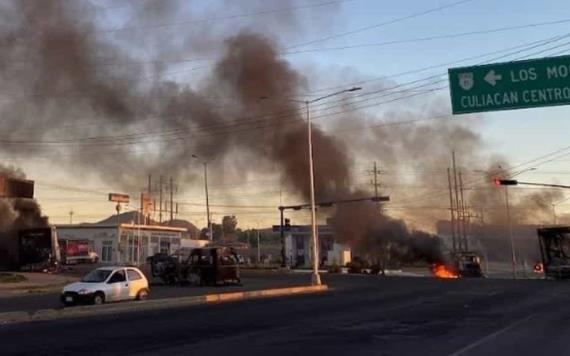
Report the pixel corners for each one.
[55,223,187,265]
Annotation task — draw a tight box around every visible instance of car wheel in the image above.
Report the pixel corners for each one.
[136,289,149,301]
[93,292,105,305]
[62,296,75,307]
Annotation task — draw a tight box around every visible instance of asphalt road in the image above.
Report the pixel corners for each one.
[1,274,569,356]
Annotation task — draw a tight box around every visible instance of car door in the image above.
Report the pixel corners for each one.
[106,269,129,301]
[126,268,146,299]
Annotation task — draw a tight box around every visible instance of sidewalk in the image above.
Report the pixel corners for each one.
[0,273,78,296]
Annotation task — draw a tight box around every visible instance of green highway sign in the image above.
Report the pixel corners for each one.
[449,55,570,114]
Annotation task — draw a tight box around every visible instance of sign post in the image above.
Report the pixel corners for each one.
[449,55,570,114]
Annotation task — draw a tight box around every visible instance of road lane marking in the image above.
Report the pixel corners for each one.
[447,313,535,356]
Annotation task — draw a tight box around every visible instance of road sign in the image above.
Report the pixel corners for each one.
[449,55,570,114]
[108,193,129,203]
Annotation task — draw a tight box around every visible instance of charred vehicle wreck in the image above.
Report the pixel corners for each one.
[147,247,241,286]
[537,227,570,279]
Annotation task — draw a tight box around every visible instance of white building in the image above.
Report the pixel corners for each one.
[282,225,351,268]
[55,223,189,265]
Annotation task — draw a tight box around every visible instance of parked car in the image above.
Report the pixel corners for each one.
[60,266,149,306]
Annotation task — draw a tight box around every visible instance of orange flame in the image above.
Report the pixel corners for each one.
[431,263,459,279]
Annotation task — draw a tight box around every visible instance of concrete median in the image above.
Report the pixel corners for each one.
[0,284,329,325]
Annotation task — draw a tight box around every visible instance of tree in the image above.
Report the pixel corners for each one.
[222,215,238,234]
[221,215,238,241]
[199,223,223,241]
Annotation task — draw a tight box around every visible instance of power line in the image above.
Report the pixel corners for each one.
[99,0,358,34]
[286,0,477,49]
[0,32,566,155]
[0,31,566,142]
[287,17,570,56]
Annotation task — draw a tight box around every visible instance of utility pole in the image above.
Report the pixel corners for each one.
[279,207,286,267]
[139,192,144,224]
[138,193,142,266]
[69,210,74,225]
[371,161,380,197]
[458,170,468,251]
[257,228,261,263]
[452,151,462,251]
[447,168,457,253]
[147,174,152,225]
[170,177,174,224]
[159,175,163,223]
[192,155,213,241]
[368,161,384,213]
[204,162,212,241]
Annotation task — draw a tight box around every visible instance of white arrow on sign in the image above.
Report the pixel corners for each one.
[484,70,502,86]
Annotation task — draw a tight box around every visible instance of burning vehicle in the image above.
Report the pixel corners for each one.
[431,251,484,279]
[148,247,241,286]
[431,263,459,279]
[537,226,570,279]
[452,251,484,278]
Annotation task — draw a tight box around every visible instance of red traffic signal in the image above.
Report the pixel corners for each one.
[493,178,518,186]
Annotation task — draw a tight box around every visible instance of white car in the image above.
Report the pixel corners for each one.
[61,266,149,306]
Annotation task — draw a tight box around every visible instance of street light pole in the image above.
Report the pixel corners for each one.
[306,100,320,286]
[260,87,361,286]
[497,167,536,279]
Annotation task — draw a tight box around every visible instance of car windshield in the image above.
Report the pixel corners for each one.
[80,269,112,283]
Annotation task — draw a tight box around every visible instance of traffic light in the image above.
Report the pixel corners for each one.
[284,218,291,231]
[493,178,518,186]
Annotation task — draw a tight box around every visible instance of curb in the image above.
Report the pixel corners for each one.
[0,285,329,325]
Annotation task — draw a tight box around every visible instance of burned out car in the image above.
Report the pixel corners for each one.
[453,251,484,278]
[148,247,241,286]
[537,227,570,279]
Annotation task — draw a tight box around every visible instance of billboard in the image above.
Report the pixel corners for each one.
[108,193,129,203]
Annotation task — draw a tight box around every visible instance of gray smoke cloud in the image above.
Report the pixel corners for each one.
[0,164,48,265]
[0,0,559,266]
[0,0,346,188]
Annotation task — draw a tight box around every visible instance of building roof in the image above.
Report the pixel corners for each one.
[54,223,187,233]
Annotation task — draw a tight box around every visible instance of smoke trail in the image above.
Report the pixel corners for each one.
[0,0,557,265]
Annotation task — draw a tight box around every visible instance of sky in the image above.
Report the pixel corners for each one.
[9,0,570,229]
